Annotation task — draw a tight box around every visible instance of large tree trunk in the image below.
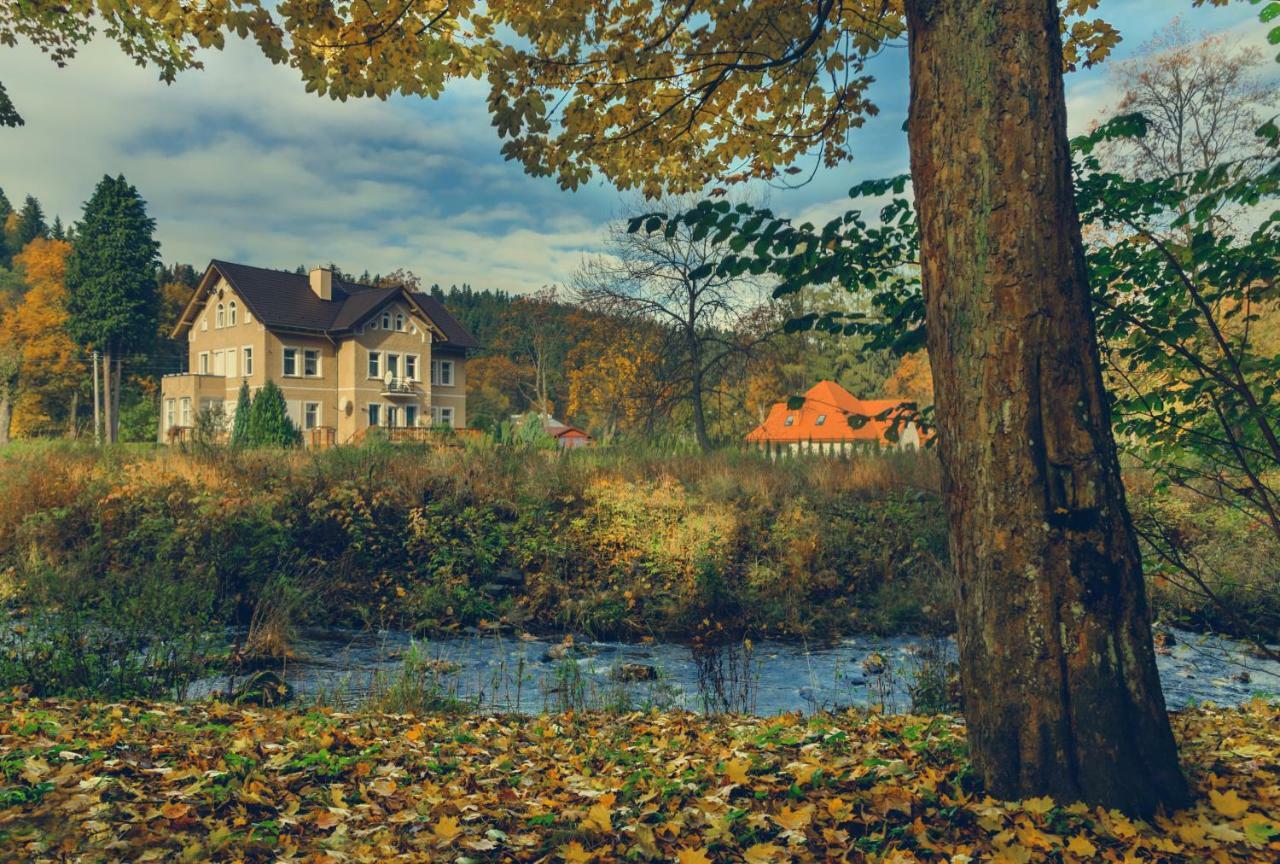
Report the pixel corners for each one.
[904,0,1188,815]
[67,390,79,439]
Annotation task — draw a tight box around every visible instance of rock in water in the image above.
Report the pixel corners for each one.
[613,663,658,682]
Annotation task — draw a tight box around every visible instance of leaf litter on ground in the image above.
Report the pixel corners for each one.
[0,698,1276,862]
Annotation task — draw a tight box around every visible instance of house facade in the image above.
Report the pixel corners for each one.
[161,260,478,444]
[745,380,922,455]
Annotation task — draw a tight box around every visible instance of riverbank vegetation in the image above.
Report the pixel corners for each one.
[1,439,1275,703]
[1,697,1276,862]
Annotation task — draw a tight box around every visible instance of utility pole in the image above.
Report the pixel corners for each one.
[92,350,101,447]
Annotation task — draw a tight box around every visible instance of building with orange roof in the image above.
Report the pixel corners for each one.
[745,380,922,455]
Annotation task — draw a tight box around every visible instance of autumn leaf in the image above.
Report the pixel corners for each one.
[743,842,786,864]
[580,802,612,833]
[560,840,594,863]
[159,802,190,820]
[676,847,712,864]
[723,757,751,785]
[1066,834,1098,857]
[433,814,462,844]
[1210,789,1252,819]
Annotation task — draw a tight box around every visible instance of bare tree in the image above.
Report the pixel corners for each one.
[575,199,774,450]
[1102,19,1277,229]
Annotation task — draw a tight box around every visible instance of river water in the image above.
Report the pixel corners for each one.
[197,627,1280,715]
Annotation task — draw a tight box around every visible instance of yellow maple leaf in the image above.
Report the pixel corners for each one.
[676,848,712,864]
[369,777,397,796]
[581,802,612,833]
[744,842,785,864]
[1021,796,1055,815]
[723,757,751,784]
[1208,789,1251,819]
[433,814,462,844]
[1065,834,1097,857]
[160,801,191,820]
[561,840,594,863]
[774,804,814,831]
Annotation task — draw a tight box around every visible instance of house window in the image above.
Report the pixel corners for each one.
[395,313,405,332]
[228,301,237,326]
[404,405,418,427]
[386,353,400,380]
[216,303,225,328]
[367,404,381,427]
[432,359,454,386]
[381,312,391,330]
[242,347,253,376]
[387,406,399,428]
[303,348,319,377]
[368,351,381,379]
[405,355,418,381]
[438,406,454,428]
[282,347,298,377]
[784,415,795,426]
[815,414,827,426]
[198,352,209,374]
[165,398,175,430]
[304,402,320,430]
[180,397,192,426]
[368,318,378,331]
[226,349,237,379]
[213,350,225,376]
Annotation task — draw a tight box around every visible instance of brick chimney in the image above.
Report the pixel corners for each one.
[309,266,333,301]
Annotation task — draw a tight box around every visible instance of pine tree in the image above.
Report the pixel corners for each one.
[14,195,47,250]
[50,216,65,241]
[244,380,299,448]
[65,175,160,445]
[0,188,12,269]
[229,380,252,448]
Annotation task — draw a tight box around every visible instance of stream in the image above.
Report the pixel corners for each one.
[193,626,1280,715]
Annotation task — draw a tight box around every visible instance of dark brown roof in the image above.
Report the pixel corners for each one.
[188,260,479,349]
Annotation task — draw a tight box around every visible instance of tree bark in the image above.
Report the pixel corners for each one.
[102,348,115,445]
[0,392,11,447]
[67,390,79,439]
[904,0,1189,815]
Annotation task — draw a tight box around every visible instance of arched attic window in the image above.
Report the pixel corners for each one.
[216,303,225,328]
[228,301,237,326]
[395,313,405,331]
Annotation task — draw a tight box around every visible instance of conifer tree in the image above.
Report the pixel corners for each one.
[65,175,160,444]
[244,380,299,448]
[229,380,252,448]
[14,195,47,250]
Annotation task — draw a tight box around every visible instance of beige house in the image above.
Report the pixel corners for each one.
[161,260,478,444]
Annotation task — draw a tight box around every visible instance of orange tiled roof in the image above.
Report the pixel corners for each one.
[744,381,912,444]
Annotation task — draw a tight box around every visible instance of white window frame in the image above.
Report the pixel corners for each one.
[303,348,320,377]
[304,402,320,430]
[395,313,405,332]
[405,354,419,381]
[367,403,381,427]
[404,405,418,427]
[432,359,454,387]
[242,346,253,377]
[386,353,400,380]
[387,405,400,428]
[216,303,225,328]
[381,312,391,330]
[438,406,454,428]
[165,398,175,430]
[198,352,210,375]
[228,301,237,326]
[213,350,225,376]
[282,346,299,377]
[367,351,382,379]
[180,397,192,426]
[226,349,237,379]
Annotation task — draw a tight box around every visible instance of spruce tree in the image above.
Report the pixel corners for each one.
[50,216,64,241]
[229,380,252,448]
[244,380,299,448]
[14,195,47,250]
[65,175,160,444]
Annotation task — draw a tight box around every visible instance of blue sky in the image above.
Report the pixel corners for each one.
[0,2,1268,294]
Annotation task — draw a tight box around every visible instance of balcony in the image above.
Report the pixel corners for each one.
[381,377,421,398]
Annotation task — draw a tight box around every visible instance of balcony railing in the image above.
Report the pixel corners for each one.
[381,377,420,397]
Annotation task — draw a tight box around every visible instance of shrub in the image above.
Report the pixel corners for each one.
[243,381,300,448]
